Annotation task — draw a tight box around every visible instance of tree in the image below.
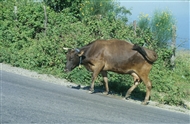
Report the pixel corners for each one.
[137,13,150,31]
[44,0,131,22]
[79,0,131,22]
[151,9,176,47]
[44,0,83,13]
[137,9,176,47]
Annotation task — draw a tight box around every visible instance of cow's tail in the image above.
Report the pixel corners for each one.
[133,44,158,63]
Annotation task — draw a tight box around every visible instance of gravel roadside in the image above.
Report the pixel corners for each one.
[1,63,189,114]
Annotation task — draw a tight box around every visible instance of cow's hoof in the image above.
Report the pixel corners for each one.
[123,98,127,101]
[125,93,130,97]
[123,96,130,101]
[141,101,148,105]
[125,97,130,100]
[88,88,94,94]
[102,91,109,95]
[88,90,94,94]
[125,95,130,100]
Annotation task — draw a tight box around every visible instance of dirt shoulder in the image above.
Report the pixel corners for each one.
[1,63,189,114]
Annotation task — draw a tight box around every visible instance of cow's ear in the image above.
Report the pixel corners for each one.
[75,48,84,56]
[78,50,84,57]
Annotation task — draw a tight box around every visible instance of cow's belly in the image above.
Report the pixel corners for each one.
[103,57,147,74]
[103,62,134,74]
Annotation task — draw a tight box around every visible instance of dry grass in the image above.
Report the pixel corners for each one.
[176,50,190,60]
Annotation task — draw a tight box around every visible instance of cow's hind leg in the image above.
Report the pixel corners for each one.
[141,77,152,105]
[125,73,140,99]
[100,71,109,94]
[125,81,140,99]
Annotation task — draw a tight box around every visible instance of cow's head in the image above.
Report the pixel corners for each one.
[64,49,83,72]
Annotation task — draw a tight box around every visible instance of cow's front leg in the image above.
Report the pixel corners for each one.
[89,74,96,93]
[89,62,104,93]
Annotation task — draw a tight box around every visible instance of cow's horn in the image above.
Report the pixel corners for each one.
[63,47,70,50]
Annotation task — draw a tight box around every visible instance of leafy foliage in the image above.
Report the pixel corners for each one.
[79,0,131,22]
[137,10,176,47]
[44,0,82,12]
[151,10,176,44]
[150,51,190,106]
[137,13,150,31]
[0,0,189,107]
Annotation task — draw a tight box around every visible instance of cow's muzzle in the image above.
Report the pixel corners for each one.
[64,68,70,73]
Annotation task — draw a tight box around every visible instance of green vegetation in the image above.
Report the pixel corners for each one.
[137,10,176,48]
[0,0,189,108]
[150,50,190,106]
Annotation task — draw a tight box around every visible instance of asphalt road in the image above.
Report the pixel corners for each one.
[1,71,189,123]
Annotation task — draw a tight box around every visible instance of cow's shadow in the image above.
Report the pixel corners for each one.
[108,81,146,101]
[70,82,146,102]
[70,85,106,93]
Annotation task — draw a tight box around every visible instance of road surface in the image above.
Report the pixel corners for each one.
[1,71,189,123]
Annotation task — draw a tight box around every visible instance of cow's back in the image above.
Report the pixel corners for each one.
[84,39,134,57]
[101,39,135,60]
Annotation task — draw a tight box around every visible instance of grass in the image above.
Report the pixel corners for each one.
[175,50,190,101]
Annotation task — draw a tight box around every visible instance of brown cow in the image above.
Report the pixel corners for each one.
[64,39,157,105]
